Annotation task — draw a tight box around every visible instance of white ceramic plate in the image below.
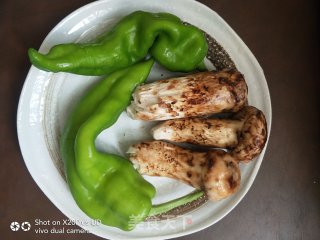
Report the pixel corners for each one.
[17,0,272,239]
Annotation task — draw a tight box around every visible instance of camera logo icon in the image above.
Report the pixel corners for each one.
[10,222,20,231]
[21,222,31,231]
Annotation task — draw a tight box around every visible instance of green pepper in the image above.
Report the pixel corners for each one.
[28,11,208,75]
[60,59,155,231]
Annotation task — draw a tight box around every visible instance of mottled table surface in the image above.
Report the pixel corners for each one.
[1,0,319,239]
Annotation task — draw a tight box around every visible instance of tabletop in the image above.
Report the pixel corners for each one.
[0,0,319,239]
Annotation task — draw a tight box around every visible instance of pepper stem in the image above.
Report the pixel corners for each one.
[148,190,204,217]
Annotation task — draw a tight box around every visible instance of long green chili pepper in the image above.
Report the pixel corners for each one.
[60,59,156,231]
[28,11,208,76]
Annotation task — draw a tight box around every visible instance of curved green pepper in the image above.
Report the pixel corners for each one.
[28,11,208,75]
[60,59,155,231]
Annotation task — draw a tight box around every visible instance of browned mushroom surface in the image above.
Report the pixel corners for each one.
[152,106,268,162]
[127,70,248,121]
[128,141,241,201]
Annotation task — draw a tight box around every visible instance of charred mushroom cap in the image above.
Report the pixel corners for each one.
[231,106,268,162]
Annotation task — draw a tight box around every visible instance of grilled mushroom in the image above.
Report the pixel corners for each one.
[127,70,248,121]
[128,141,241,201]
[152,106,268,162]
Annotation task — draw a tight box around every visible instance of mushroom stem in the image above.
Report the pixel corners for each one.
[152,118,243,148]
[128,141,241,201]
